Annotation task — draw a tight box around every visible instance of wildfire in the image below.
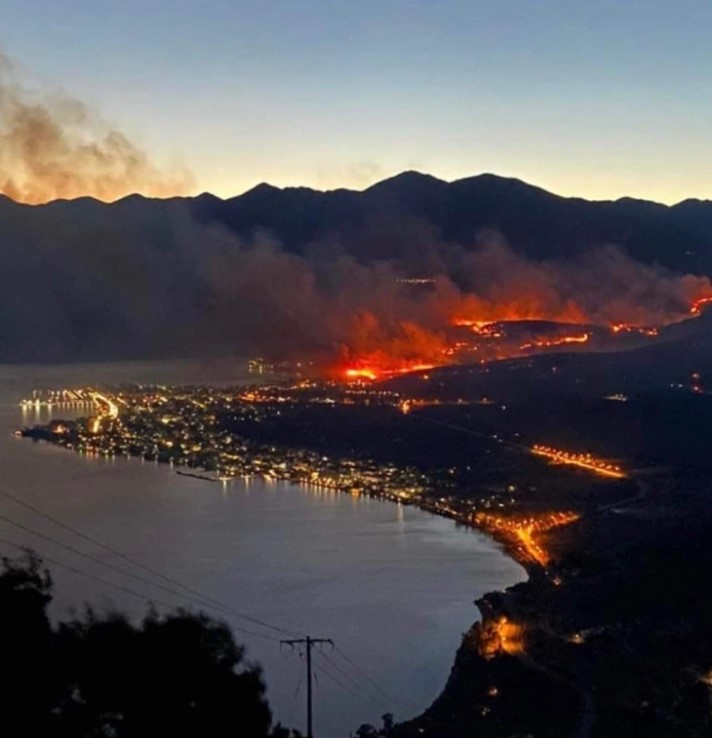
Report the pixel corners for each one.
[532,445,626,479]
[451,319,504,338]
[519,333,590,351]
[476,615,526,658]
[333,285,712,382]
[690,296,712,315]
[344,367,379,381]
[609,323,659,337]
[451,319,491,329]
[341,361,436,383]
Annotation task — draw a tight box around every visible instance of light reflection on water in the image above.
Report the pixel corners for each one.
[0,359,525,737]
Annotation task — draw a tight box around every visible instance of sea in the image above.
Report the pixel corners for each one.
[0,358,525,737]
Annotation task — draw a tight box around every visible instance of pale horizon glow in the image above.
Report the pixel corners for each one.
[2,0,711,206]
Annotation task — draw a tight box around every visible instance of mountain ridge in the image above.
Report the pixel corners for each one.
[182,171,712,272]
[2,169,709,208]
[4,169,712,271]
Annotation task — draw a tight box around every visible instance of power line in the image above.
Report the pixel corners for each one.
[333,644,419,714]
[0,468,431,717]
[0,484,301,637]
[312,661,373,706]
[0,510,292,642]
[0,534,280,642]
[0,530,414,719]
[285,670,305,729]
[313,650,388,710]
[0,509,277,629]
[281,636,333,738]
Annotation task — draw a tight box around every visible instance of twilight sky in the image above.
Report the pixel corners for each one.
[2,0,711,203]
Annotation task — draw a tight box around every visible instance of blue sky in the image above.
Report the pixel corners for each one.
[3,0,711,202]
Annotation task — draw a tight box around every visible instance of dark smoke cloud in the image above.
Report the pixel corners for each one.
[209,234,712,367]
[0,191,709,366]
[0,46,708,367]
[0,51,194,204]
[447,236,711,328]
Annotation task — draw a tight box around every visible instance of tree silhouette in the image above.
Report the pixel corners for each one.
[0,551,59,735]
[0,551,289,738]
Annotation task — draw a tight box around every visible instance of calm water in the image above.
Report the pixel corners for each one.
[0,359,525,737]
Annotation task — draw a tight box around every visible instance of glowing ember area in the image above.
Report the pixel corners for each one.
[450,283,712,333]
[450,299,589,329]
[519,333,590,351]
[476,616,526,658]
[451,319,504,338]
[344,367,379,381]
[285,252,712,381]
[340,361,436,382]
[452,286,710,340]
[609,323,659,337]
[475,511,580,566]
[690,296,712,315]
[451,319,492,329]
[329,283,712,381]
[532,445,626,479]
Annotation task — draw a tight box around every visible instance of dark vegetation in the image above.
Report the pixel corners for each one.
[391,477,712,738]
[0,551,297,738]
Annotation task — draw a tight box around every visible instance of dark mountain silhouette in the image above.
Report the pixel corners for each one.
[3,171,711,271]
[191,171,712,272]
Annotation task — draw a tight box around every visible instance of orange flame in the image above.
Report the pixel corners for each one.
[520,333,590,351]
[341,361,436,382]
[332,275,712,382]
[691,296,712,315]
[344,367,379,381]
[610,323,659,337]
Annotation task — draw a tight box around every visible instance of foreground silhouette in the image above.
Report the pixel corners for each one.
[0,551,299,738]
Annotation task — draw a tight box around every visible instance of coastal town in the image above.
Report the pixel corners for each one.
[18,378,627,576]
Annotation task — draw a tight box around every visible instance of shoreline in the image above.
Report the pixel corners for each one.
[20,424,534,575]
[175,469,219,483]
[19,422,534,728]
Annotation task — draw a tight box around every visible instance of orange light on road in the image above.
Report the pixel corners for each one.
[532,445,627,479]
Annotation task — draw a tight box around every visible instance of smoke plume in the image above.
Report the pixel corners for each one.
[0,51,194,204]
[0,194,709,368]
[198,230,712,371]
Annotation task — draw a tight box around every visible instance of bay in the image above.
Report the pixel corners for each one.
[0,359,525,737]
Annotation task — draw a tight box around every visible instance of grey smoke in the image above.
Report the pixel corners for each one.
[0,50,194,204]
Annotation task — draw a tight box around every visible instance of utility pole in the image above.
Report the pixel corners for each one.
[281,636,333,738]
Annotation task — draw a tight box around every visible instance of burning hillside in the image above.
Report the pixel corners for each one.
[330,252,712,382]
